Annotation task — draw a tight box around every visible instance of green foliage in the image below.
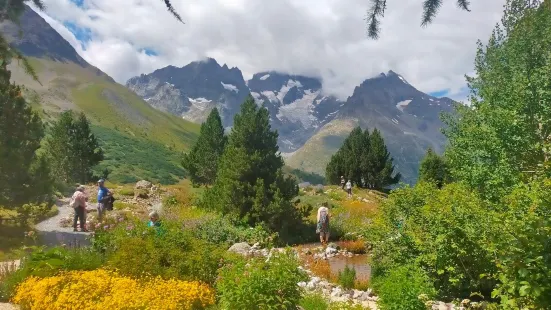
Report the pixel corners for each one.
[443,0,551,202]
[14,203,58,225]
[0,63,53,208]
[365,0,471,39]
[191,215,277,247]
[202,95,302,235]
[368,182,497,298]
[182,108,227,186]
[95,220,225,285]
[0,246,104,302]
[286,167,326,185]
[299,294,365,310]
[373,264,436,310]
[44,110,103,184]
[418,148,450,188]
[216,250,308,310]
[92,126,187,184]
[326,127,400,190]
[338,265,357,289]
[490,179,551,309]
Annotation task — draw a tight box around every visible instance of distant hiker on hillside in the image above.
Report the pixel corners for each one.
[346,180,352,198]
[97,179,112,222]
[70,185,88,232]
[340,176,345,190]
[316,202,330,246]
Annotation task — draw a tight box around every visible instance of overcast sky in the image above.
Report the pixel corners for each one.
[33,0,505,101]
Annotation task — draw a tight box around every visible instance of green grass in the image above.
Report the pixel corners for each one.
[11,58,201,185]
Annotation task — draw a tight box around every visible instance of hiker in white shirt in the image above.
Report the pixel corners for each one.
[346,180,352,198]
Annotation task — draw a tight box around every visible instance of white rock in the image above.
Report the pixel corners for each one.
[228,242,251,256]
[331,287,343,297]
[326,247,338,255]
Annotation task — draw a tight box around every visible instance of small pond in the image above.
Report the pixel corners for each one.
[297,242,371,281]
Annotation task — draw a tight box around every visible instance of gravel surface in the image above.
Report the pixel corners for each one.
[34,198,91,247]
[0,303,18,310]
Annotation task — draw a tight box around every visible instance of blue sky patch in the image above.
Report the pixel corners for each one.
[69,0,85,8]
[429,89,450,98]
[63,21,92,49]
[140,48,159,56]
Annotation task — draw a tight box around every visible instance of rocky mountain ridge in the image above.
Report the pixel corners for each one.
[126,61,455,183]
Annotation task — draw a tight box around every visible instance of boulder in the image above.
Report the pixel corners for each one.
[135,180,153,190]
[327,242,340,250]
[325,247,338,255]
[228,242,251,256]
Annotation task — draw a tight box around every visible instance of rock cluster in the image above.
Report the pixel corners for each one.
[227,242,378,309]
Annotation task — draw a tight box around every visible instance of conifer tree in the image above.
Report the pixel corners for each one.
[202,95,299,232]
[45,111,103,184]
[325,127,400,190]
[367,128,401,189]
[182,108,227,186]
[0,62,51,207]
[418,147,449,188]
[71,112,104,183]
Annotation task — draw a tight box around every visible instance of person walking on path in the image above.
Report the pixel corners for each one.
[340,176,345,190]
[97,179,112,222]
[346,179,352,198]
[316,203,330,246]
[70,185,88,232]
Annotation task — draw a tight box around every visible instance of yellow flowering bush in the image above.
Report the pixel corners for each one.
[12,269,215,310]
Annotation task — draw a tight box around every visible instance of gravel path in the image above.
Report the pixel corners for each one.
[0,303,18,310]
[34,198,91,247]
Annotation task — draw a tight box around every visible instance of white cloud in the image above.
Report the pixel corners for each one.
[33,0,505,101]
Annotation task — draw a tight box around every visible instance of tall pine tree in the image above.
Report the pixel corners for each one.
[0,62,52,207]
[202,95,299,232]
[418,147,449,188]
[182,108,227,186]
[71,112,104,183]
[45,111,103,184]
[325,127,400,190]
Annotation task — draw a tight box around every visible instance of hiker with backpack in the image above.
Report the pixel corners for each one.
[316,202,330,246]
[70,185,88,232]
[97,179,113,222]
[340,176,345,190]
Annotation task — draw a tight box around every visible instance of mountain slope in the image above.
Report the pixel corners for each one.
[1,6,200,184]
[248,72,343,152]
[126,58,249,127]
[287,71,455,184]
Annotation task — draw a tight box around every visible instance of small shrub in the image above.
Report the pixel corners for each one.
[373,264,436,310]
[354,279,370,291]
[102,221,225,285]
[341,240,367,254]
[216,250,308,309]
[338,265,356,289]
[12,269,215,310]
[300,293,329,310]
[117,187,134,196]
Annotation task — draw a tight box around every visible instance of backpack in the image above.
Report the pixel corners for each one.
[69,197,79,209]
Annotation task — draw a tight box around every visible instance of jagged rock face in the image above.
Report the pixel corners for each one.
[248,72,343,152]
[126,58,249,126]
[127,62,456,184]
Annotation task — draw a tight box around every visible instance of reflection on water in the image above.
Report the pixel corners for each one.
[297,242,371,281]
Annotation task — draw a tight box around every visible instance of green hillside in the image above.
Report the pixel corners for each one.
[285,118,358,176]
[10,58,200,184]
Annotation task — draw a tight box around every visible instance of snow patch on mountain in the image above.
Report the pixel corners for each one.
[260,74,270,80]
[396,99,412,112]
[221,81,238,93]
[276,89,319,129]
